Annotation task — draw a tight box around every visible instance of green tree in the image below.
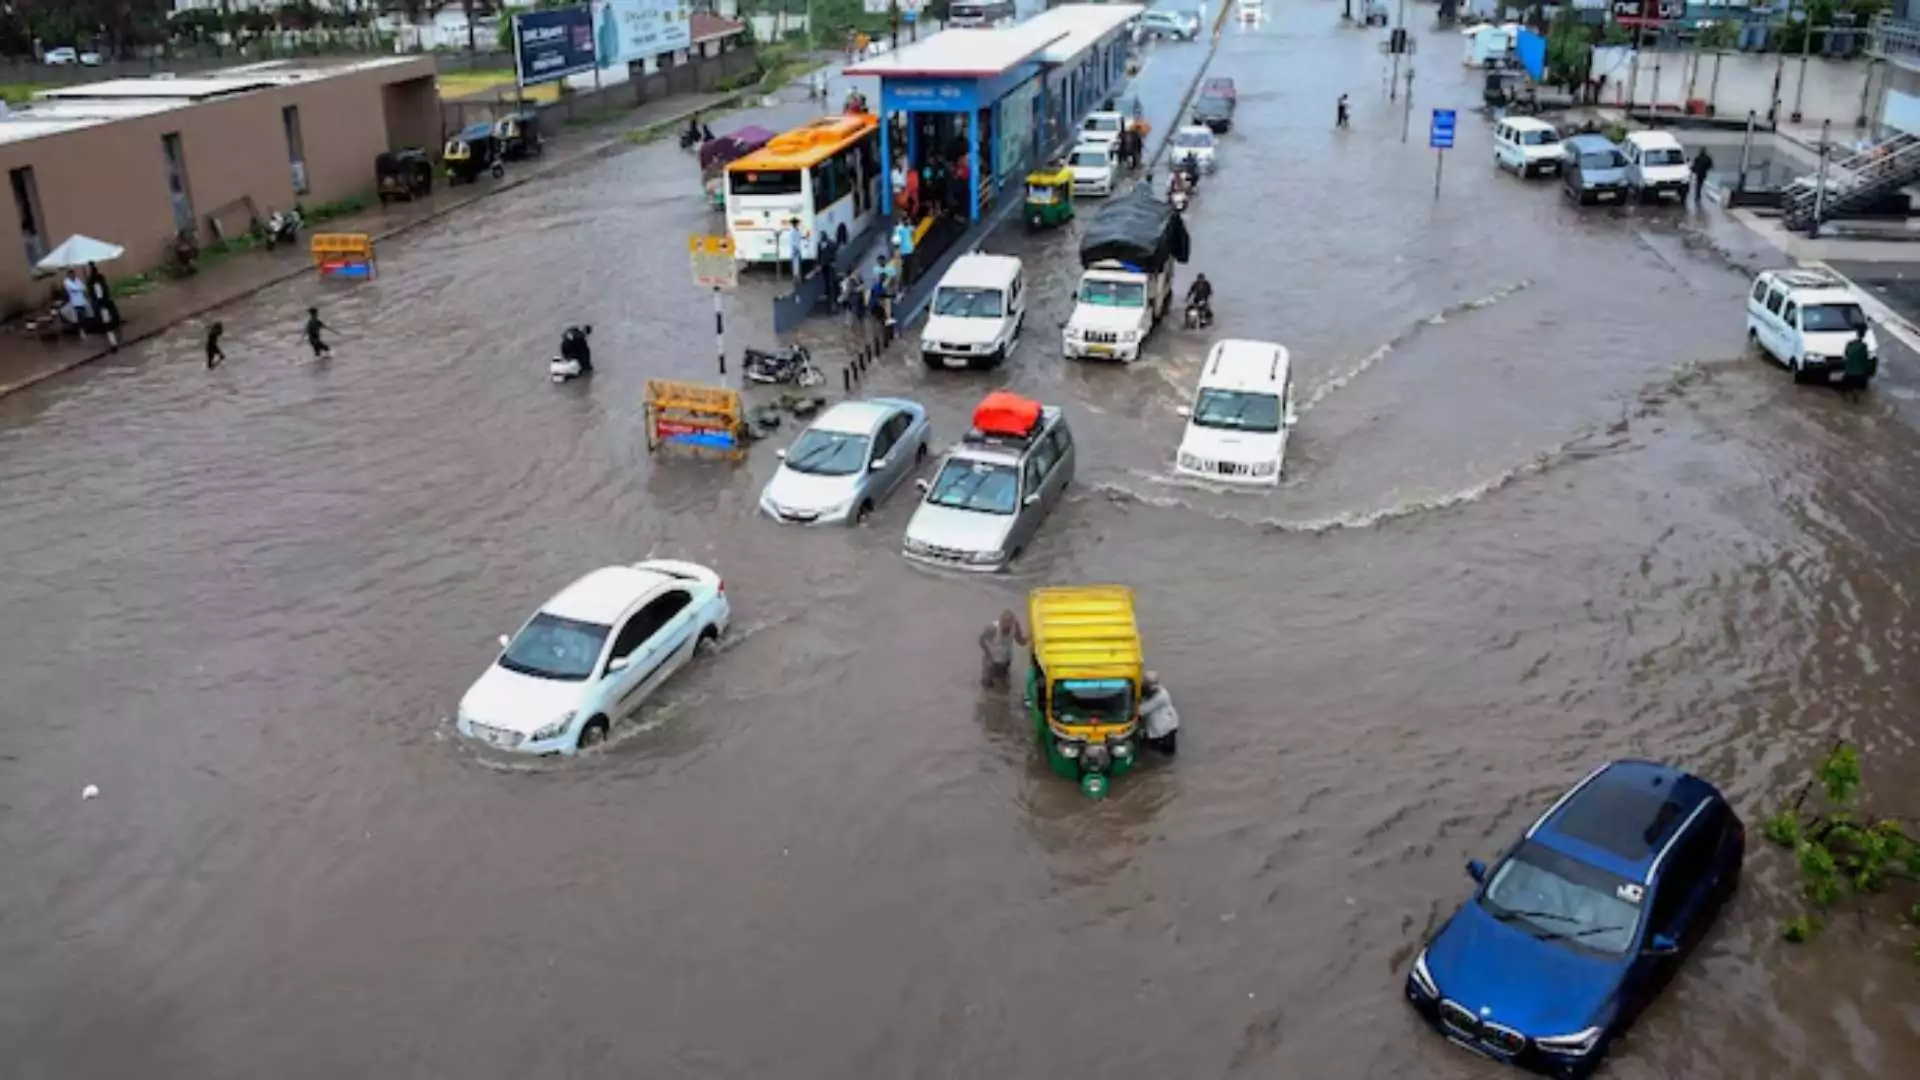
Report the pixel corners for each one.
[1765,742,1920,959]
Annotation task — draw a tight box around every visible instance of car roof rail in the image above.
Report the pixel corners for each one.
[1772,267,1848,290]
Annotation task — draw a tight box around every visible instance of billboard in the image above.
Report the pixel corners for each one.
[593,0,693,67]
[515,6,597,86]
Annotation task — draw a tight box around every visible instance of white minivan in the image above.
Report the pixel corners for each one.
[1494,117,1563,178]
[921,254,1026,371]
[1746,268,1879,386]
[1623,130,1691,202]
[1174,339,1297,486]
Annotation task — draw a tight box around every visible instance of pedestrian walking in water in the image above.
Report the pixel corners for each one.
[1336,93,1351,130]
[205,321,226,369]
[1690,148,1714,205]
[304,306,332,359]
[979,610,1028,689]
[1842,325,1874,400]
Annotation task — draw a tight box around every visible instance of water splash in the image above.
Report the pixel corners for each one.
[1299,280,1533,414]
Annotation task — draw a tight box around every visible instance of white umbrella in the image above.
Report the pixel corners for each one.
[36,234,125,272]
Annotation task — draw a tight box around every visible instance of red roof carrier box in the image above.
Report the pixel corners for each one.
[972,391,1042,437]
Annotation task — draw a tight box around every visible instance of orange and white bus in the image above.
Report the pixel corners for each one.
[725,114,882,264]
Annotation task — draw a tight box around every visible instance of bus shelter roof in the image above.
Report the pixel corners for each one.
[844,26,1067,79]
[1030,3,1148,64]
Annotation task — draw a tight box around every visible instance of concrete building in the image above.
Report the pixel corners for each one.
[0,56,437,316]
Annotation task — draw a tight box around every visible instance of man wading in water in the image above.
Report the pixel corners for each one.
[979,610,1028,688]
[304,306,332,359]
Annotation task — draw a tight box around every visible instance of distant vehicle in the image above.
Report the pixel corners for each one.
[1406,760,1746,1079]
[1175,339,1296,485]
[1170,125,1217,173]
[903,393,1076,573]
[1079,110,1125,148]
[1067,142,1117,197]
[1238,0,1264,18]
[1200,77,1236,103]
[42,47,77,65]
[947,0,1018,28]
[1622,130,1691,202]
[759,398,931,525]
[1493,117,1563,178]
[1191,93,1233,133]
[80,51,102,66]
[1746,267,1879,387]
[456,561,730,754]
[1138,10,1199,40]
[1560,133,1629,204]
[921,253,1027,370]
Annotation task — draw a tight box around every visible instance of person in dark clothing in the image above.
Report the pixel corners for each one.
[1336,93,1351,130]
[1842,326,1874,398]
[1186,273,1213,308]
[205,321,225,369]
[304,306,332,358]
[701,122,715,143]
[817,236,840,312]
[1690,149,1714,204]
[560,325,593,374]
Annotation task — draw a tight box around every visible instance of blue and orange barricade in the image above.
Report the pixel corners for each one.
[644,379,748,459]
[311,233,376,280]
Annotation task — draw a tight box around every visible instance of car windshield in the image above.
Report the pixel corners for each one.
[784,428,870,476]
[1070,148,1110,168]
[1192,388,1282,433]
[1642,147,1686,166]
[1579,150,1626,169]
[926,458,1019,514]
[1478,840,1644,957]
[1174,130,1214,149]
[1080,279,1147,308]
[933,286,1005,319]
[1085,116,1121,134]
[1802,302,1868,333]
[1052,678,1135,724]
[1520,129,1558,146]
[499,613,609,682]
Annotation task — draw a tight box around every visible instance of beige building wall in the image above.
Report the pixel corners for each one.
[0,58,437,315]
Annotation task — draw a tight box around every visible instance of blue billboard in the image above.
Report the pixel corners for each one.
[514,6,597,87]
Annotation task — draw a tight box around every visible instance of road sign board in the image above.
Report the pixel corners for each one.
[689,234,737,290]
[1429,108,1456,150]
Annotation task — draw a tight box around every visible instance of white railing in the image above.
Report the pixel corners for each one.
[1871,15,1920,65]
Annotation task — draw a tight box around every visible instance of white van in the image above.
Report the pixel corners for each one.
[1493,117,1562,178]
[1174,339,1297,486]
[1623,130,1691,202]
[1746,268,1879,386]
[921,254,1026,371]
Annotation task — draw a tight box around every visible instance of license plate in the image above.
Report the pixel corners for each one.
[474,724,514,748]
[1829,369,1846,383]
[943,355,969,369]
[1596,190,1615,201]
[1086,344,1113,356]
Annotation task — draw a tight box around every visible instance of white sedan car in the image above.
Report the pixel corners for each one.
[457,560,730,754]
[1170,125,1217,172]
[1068,142,1117,197]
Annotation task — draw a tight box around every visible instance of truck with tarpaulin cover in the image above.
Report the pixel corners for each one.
[1063,186,1191,362]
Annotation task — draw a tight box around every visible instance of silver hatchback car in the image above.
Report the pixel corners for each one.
[902,404,1076,572]
[760,398,931,525]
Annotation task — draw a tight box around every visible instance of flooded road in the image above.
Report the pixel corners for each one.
[5,10,1920,1078]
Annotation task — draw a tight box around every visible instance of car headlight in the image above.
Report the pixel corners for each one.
[1178,452,1202,470]
[1056,739,1082,759]
[904,536,932,555]
[1064,327,1083,340]
[530,711,576,742]
[967,548,1005,565]
[1409,949,1438,999]
[1252,459,1277,477]
[1120,330,1140,343]
[1535,1026,1604,1056]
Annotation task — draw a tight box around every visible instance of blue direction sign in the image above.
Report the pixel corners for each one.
[1429,108,1456,150]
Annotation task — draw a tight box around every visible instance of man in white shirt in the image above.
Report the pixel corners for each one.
[1139,670,1179,756]
[61,269,91,334]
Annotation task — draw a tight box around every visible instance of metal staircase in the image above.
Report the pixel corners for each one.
[1781,132,1920,233]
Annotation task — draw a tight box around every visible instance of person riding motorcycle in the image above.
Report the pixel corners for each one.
[1169,168,1193,199]
[1185,274,1214,327]
[1177,153,1202,189]
[560,325,593,375]
[681,116,702,149]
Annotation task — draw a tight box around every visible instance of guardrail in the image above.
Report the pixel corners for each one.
[1871,15,1920,65]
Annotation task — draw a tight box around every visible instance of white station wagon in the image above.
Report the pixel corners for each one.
[457,560,730,754]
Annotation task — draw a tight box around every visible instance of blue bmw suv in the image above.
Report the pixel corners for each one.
[1405,760,1745,1077]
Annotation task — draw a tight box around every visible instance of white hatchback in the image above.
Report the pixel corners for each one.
[1170,125,1217,173]
[1175,339,1297,486]
[456,560,730,754]
[1080,111,1125,148]
[1067,142,1117,196]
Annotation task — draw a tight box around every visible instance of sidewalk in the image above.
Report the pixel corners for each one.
[0,83,750,399]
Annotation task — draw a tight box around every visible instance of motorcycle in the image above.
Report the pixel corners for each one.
[550,356,586,383]
[263,208,303,250]
[1169,182,1191,212]
[1183,299,1214,330]
[744,345,825,387]
[552,325,592,382]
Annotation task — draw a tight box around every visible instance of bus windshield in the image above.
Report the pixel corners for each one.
[729,168,803,197]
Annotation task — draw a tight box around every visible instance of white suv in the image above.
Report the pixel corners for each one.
[1746,268,1878,386]
[1175,339,1297,485]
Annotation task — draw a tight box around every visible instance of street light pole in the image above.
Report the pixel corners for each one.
[1389,0,1407,101]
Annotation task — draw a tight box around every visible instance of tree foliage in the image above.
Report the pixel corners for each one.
[1765,742,1920,960]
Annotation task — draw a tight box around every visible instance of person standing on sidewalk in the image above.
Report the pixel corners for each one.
[1690,148,1715,204]
[61,269,91,337]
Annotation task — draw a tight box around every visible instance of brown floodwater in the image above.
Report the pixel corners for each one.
[4,12,1919,1079]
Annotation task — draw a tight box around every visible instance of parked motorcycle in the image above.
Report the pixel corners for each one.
[744,345,825,387]
[262,208,303,250]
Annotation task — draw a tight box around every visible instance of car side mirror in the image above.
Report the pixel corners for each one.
[1466,859,1487,884]
[915,478,931,493]
[775,448,787,460]
[1176,405,1192,418]
[871,458,889,471]
[606,655,630,674]
[1646,932,1679,956]
[1023,493,1041,507]
[498,634,511,649]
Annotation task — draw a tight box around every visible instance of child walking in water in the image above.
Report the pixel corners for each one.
[205,321,225,369]
[304,306,332,359]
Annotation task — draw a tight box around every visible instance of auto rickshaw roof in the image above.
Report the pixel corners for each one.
[1027,164,1073,184]
[457,120,494,140]
[1029,585,1142,681]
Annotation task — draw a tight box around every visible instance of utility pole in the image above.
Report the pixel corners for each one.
[891,0,901,51]
[1791,17,1814,123]
[1389,0,1407,101]
[1400,60,1415,143]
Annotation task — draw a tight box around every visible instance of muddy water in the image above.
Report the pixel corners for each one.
[4,11,1920,1079]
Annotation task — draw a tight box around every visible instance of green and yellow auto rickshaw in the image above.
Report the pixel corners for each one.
[444,121,504,185]
[1026,585,1143,798]
[1024,164,1074,231]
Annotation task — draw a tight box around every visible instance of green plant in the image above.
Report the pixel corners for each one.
[1764,741,1919,954]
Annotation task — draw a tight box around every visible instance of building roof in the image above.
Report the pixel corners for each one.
[691,12,746,43]
[1029,3,1146,64]
[844,26,1067,78]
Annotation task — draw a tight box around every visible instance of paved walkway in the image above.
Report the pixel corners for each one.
[0,84,746,399]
